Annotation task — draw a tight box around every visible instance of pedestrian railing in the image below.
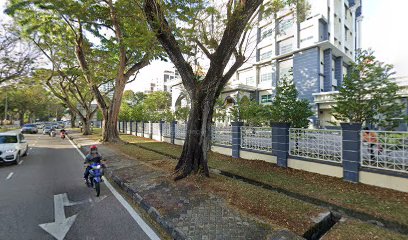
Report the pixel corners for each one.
[289,128,342,163]
[162,123,171,137]
[175,123,187,139]
[211,125,232,146]
[361,130,408,173]
[241,127,272,152]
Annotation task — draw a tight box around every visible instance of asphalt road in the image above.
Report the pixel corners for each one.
[0,131,159,240]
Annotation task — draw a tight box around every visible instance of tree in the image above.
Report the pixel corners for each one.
[231,97,270,127]
[0,82,57,124]
[7,0,161,142]
[0,23,37,84]
[143,0,303,179]
[332,50,406,130]
[175,107,190,122]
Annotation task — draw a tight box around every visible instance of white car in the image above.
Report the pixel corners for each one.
[0,133,28,164]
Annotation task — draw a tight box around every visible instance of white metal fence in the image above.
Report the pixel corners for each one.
[152,123,160,136]
[289,128,342,163]
[175,123,187,139]
[137,122,142,134]
[162,123,171,137]
[143,122,150,134]
[241,127,272,152]
[361,131,408,173]
[211,126,232,146]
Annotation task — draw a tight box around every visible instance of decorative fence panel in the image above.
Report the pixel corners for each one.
[241,127,272,152]
[361,131,408,173]
[137,122,142,134]
[289,128,342,163]
[175,123,187,139]
[211,126,232,146]
[162,123,171,137]
[152,123,160,136]
[144,122,150,134]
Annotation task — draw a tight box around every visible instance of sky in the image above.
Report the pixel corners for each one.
[1,0,408,92]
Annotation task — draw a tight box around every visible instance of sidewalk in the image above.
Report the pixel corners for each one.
[68,131,303,240]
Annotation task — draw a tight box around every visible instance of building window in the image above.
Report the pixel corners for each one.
[260,50,273,60]
[246,76,255,85]
[260,72,273,83]
[261,27,273,40]
[279,38,293,55]
[279,18,294,34]
[261,94,272,103]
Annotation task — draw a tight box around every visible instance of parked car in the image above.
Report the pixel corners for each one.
[21,124,38,134]
[42,125,54,135]
[0,133,28,164]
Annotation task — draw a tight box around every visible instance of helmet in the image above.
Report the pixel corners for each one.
[90,145,98,150]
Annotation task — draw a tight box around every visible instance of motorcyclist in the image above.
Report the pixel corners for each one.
[60,129,67,138]
[84,145,104,186]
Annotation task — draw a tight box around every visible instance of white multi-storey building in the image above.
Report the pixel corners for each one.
[145,69,179,94]
[170,0,363,127]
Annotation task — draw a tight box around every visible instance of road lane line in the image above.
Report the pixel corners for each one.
[6,172,14,180]
[18,160,24,165]
[67,137,160,240]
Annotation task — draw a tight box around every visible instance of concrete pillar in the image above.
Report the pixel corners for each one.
[231,122,244,158]
[341,123,362,183]
[170,121,177,144]
[271,123,290,168]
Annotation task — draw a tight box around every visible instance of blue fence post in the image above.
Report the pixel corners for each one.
[160,120,164,141]
[271,123,290,168]
[341,123,362,183]
[231,122,244,158]
[149,121,153,139]
[141,121,145,137]
[171,121,177,144]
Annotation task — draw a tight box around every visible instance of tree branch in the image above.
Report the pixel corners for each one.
[194,39,213,60]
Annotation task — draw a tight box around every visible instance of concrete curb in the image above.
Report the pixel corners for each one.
[69,135,187,240]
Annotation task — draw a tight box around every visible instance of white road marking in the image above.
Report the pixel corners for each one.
[67,137,160,240]
[18,160,23,165]
[6,172,14,180]
[39,194,77,240]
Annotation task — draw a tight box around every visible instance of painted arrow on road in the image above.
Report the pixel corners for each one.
[39,193,78,240]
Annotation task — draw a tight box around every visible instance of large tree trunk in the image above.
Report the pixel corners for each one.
[70,113,76,128]
[19,111,24,126]
[175,92,215,180]
[101,78,126,142]
[82,117,92,135]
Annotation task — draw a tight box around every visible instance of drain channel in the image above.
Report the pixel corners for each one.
[303,211,342,240]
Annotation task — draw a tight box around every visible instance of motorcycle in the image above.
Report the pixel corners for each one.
[50,129,56,137]
[87,158,103,197]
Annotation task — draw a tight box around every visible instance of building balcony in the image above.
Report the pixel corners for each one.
[313,91,339,104]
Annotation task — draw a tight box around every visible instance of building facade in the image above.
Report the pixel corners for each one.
[170,0,363,126]
[145,69,179,94]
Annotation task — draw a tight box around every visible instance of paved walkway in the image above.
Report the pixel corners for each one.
[69,131,303,240]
